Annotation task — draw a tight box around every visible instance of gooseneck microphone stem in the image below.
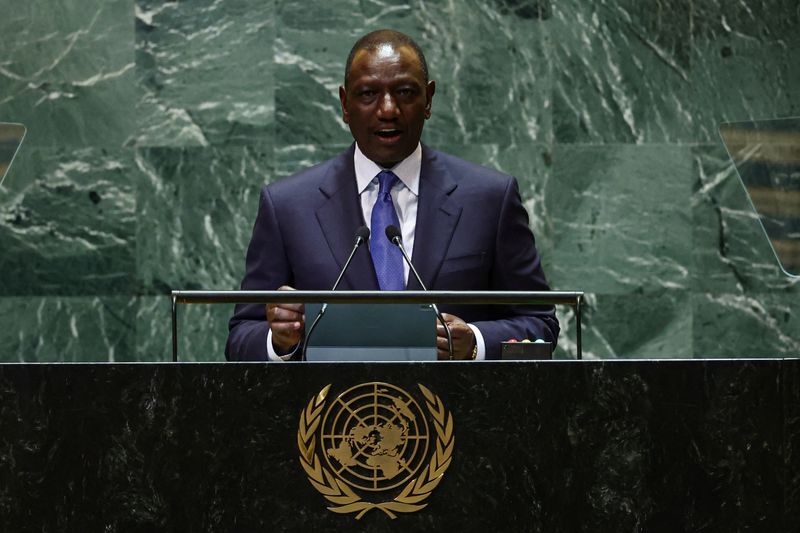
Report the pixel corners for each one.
[385,226,454,360]
[301,226,370,361]
[331,231,368,292]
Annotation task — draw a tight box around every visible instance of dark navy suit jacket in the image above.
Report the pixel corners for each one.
[225,144,559,360]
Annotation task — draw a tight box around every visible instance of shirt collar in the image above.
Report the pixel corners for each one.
[354,143,421,196]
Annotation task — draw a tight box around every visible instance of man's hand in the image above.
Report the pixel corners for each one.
[266,285,305,354]
[436,313,476,360]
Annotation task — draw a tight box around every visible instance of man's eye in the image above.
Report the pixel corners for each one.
[359,90,376,97]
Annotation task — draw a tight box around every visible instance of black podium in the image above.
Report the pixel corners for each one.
[1,359,797,532]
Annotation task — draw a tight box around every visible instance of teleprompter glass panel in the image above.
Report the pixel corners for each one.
[0,123,26,187]
[719,118,800,277]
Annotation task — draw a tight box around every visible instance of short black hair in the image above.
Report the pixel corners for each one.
[344,29,429,88]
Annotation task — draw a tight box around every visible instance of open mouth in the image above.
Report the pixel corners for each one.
[375,129,402,142]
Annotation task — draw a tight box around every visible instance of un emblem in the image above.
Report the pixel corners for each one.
[297,382,454,519]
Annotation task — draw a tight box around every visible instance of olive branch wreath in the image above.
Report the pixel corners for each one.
[297,383,454,520]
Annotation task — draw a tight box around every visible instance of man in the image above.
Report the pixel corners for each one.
[226,29,558,361]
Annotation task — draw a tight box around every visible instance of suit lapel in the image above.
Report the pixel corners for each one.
[410,147,462,289]
[315,146,378,290]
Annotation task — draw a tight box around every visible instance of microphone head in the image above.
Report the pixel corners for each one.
[355,225,370,244]
[385,225,402,244]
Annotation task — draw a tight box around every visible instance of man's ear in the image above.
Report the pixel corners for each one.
[339,86,349,124]
[424,80,436,120]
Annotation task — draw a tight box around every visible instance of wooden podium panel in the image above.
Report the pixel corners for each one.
[0,360,797,531]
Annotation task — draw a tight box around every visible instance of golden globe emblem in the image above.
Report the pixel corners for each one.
[322,383,430,492]
[297,382,454,519]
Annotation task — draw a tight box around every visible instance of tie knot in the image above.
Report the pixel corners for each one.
[376,170,399,197]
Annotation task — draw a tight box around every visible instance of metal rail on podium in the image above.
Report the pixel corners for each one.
[170,290,584,361]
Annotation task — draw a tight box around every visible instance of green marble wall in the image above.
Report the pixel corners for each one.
[0,0,797,361]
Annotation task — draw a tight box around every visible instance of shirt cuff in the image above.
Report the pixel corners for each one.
[466,324,486,361]
[266,328,297,362]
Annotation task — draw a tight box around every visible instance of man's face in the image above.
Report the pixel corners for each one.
[339,44,435,168]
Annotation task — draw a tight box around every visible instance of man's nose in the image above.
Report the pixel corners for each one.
[377,92,399,118]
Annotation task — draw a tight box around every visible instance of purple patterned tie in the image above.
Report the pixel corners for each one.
[370,170,405,290]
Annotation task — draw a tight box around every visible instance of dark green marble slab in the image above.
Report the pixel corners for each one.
[546,144,692,293]
[133,0,274,147]
[691,0,800,44]
[689,0,800,141]
[273,0,400,148]
[135,145,273,294]
[417,1,552,146]
[0,297,135,362]
[692,292,800,358]
[136,296,231,362]
[0,0,136,148]
[273,143,350,180]
[551,0,799,144]
[569,291,692,359]
[688,41,799,143]
[0,147,136,296]
[552,0,693,143]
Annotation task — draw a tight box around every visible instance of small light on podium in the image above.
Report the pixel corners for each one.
[501,339,553,360]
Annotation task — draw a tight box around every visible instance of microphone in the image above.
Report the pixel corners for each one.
[332,225,370,291]
[301,225,370,360]
[385,225,454,360]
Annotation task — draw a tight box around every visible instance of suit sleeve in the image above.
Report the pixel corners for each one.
[470,177,560,359]
[225,186,292,361]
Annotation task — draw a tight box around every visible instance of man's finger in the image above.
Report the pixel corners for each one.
[268,303,304,321]
[271,308,302,322]
[271,302,304,314]
[274,286,305,312]
[280,302,304,312]
[271,321,303,332]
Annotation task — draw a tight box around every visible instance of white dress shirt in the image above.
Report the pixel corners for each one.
[267,143,485,360]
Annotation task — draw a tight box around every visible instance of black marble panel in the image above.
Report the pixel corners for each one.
[0,360,796,532]
[785,360,800,529]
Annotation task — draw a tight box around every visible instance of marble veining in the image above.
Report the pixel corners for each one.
[0,0,798,361]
